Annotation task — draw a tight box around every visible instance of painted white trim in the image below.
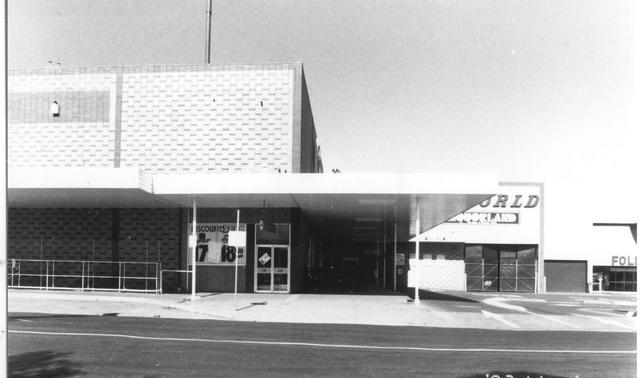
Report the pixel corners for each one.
[153,172,498,195]
[8,167,149,191]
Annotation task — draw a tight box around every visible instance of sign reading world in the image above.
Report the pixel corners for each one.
[412,185,542,245]
[188,223,246,266]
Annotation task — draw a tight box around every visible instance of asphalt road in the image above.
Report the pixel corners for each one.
[8,313,637,377]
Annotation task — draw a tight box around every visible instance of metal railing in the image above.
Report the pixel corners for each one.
[7,259,162,294]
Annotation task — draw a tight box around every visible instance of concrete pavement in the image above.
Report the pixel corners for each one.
[8,289,637,332]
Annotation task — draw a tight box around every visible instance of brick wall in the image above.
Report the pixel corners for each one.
[117,208,182,290]
[8,208,113,260]
[7,207,182,290]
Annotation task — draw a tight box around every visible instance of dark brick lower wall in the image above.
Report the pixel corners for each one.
[8,208,181,290]
[8,207,309,293]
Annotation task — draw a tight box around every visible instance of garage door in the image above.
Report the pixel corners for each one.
[544,260,587,292]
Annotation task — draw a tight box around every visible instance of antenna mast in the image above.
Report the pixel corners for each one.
[205,0,213,64]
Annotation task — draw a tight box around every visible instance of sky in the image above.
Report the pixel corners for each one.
[7,0,639,195]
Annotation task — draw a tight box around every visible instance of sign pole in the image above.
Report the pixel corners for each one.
[383,218,386,289]
[394,221,397,292]
[234,209,240,310]
[191,197,197,301]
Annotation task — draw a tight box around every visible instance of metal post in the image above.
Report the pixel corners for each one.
[191,197,197,300]
[383,218,386,289]
[515,259,518,292]
[393,221,397,292]
[40,239,43,289]
[145,241,149,292]
[234,209,240,310]
[414,198,420,306]
[375,230,379,286]
[481,259,485,292]
[598,276,603,293]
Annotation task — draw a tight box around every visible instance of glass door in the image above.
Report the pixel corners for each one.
[273,247,289,292]
[499,251,517,291]
[256,246,273,292]
[255,245,290,293]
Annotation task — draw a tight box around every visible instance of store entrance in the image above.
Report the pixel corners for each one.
[255,245,290,293]
[465,245,537,292]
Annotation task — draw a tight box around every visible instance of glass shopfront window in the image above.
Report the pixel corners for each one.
[593,266,637,292]
[256,224,290,245]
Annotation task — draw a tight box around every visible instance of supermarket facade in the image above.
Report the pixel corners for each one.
[7,63,638,294]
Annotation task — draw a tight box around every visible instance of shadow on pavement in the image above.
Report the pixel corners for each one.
[304,284,406,296]
[9,313,91,320]
[407,289,478,303]
[9,350,85,377]
[459,372,567,378]
[236,301,268,311]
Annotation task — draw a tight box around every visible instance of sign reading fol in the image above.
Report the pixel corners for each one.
[612,256,637,266]
[189,223,247,266]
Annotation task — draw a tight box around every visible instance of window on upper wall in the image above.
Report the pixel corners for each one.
[50,101,60,117]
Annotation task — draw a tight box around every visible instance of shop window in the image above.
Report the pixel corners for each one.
[593,266,637,292]
[483,247,499,264]
[464,246,482,263]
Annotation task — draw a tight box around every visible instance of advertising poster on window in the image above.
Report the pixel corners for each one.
[188,223,247,266]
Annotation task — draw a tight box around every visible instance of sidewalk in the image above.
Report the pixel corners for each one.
[8,289,637,332]
[8,289,440,326]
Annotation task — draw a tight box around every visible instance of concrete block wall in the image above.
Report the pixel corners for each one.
[8,63,324,174]
[408,259,466,291]
[120,64,294,173]
[8,71,116,168]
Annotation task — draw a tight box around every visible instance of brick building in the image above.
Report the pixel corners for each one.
[7,63,506,295]
[13,62,631,295]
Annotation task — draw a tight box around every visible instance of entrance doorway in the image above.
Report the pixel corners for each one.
[465,245,537,292]
[255,245,290,293]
